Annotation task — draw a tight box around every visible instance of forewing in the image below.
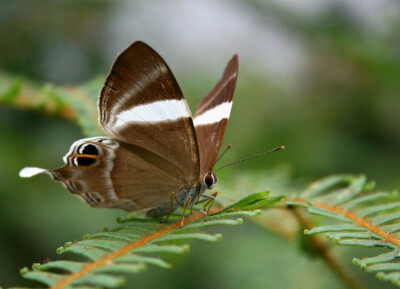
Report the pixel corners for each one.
[98,41,199,185]
[194,55,238,175]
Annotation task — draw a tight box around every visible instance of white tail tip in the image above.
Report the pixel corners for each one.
[19,167,47,178]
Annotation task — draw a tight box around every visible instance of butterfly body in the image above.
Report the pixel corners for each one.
[20,41,238,218]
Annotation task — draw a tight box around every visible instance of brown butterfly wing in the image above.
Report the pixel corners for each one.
[49,137,186,211]
[99,41,200,186]
[194,55,238,176]
[47,42,201,211]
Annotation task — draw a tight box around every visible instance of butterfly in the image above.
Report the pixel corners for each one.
[20,41,238,224]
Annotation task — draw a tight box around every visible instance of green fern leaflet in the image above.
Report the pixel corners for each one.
[17,191,282,289]
[287,175,400,287]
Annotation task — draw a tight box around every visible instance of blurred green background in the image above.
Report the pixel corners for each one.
[1,0,400,288]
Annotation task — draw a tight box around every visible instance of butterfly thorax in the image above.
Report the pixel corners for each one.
[175,182,206,207]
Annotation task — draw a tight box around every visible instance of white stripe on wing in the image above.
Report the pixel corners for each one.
[114,99,191,128]
[193,101,232,126]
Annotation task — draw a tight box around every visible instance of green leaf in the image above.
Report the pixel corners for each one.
[305,224,366,234]
[71,274,125,288]
[213,191,281,214]
[92,263,146,274]
[342,191,396,211]
[357,203,400,218]
[89,232,141,242]
[36,261,86,273]
[114,255,171,269]
[77,240,127,252]
[58,245,109,261]
[289,175,400,287]
[154,233,223,243]
[306,207,351,222]
[301,175,355,199]
[132,244,190,254]
[21,271,63,286]
[353,250,399,267]
[16,192,284,289]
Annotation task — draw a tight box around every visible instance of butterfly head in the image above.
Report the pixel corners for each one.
[202,172,217,190]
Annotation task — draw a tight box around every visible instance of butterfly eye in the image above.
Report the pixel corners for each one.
[203,172,217,189]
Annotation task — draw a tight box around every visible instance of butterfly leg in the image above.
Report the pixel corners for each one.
[193,192,218,215]
[202,192,218,215]
[195,194,211,204]
[180,196,192,227]
[160,192,176,224]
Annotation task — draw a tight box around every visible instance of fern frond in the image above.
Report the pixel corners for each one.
[17,191,281,289]
[288,175,400,286]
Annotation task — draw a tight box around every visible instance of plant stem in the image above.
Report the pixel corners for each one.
[290,206,366,289]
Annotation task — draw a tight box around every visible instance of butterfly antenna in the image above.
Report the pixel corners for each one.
[216,144,232,163]
[214,146,285,172]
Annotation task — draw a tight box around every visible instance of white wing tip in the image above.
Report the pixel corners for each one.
[19,167,47,178]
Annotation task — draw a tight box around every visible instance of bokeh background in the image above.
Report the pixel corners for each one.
[1,0,400,288]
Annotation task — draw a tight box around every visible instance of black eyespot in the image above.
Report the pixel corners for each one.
[82,144,99,155]
[73,143,99,167]
[76,157,96,166]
